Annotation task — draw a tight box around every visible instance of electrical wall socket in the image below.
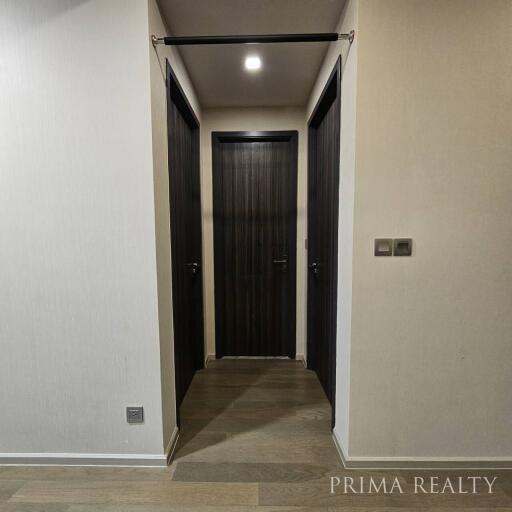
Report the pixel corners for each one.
[126,406,144,424]
[393,238,413,256]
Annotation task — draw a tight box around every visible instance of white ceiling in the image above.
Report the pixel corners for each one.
[157,0,345,108]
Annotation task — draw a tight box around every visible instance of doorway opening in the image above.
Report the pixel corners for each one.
[163,24,344,468]
[167,74,341,470]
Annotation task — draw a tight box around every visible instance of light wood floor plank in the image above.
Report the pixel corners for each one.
[259,481,512,508]
[0,505,70,512]
[67,506,327,512]
[10,481,257,506]
[0,482,26,502]
[180,417,330,434]
[173,462,335,483]
[0,467,172,482]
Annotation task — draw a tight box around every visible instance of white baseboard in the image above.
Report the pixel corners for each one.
[221,356,289,359]
[0,428,181,468]
[206,354,304,365]
[332,428,349,468]
[205,354,216,367]
[332,430,512,470]
[0,452,168,467]
[295,354,307,367]
[165,426,180,464]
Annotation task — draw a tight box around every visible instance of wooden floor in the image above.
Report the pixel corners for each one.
[1,359,511,511]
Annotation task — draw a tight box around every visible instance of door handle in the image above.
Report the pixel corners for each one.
[309,261,320,275]
[272,256,288,273]
[186,262,200,275]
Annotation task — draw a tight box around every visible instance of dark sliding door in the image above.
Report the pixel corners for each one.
[213,132,298,358]
[166,61,204,422]
[307,58,341,427]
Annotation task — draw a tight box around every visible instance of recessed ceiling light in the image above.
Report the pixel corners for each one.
[245,55,262,71]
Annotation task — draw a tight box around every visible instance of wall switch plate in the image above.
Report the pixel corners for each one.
[126,406,144,424]
[393,238,413,256]
[374,238,393,256]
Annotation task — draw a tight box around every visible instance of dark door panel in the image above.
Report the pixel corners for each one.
[166,61,204,423]
[307,58,341,427]
[212,132,298,358]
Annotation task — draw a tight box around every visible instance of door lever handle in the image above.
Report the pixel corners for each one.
[186,262,200,275]
[309,261,320,275]
[272,257,288,273]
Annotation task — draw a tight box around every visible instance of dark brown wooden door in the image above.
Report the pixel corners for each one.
[212,132,298,358]
[307,58,341,426]
[166,61,204,419]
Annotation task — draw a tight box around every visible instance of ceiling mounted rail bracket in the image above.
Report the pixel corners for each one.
[151,34,160,48]
[151,31,355,47]
[339,30,355,44]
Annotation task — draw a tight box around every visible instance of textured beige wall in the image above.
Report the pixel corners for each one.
[147,0,201,453]
[349,0,512,459]
[200,108,308,358]
[307,0,359,454]
[0,0,164,457]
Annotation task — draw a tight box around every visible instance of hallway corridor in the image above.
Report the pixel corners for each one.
[173,358,339,472]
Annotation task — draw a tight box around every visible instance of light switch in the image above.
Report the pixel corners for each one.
[374,239,392,256]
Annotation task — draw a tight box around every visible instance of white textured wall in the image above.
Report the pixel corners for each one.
[307,0,359,455]
[0,0,164,457]
[147,0,202,450]
[349,0,512,459]
[200,108,308,358]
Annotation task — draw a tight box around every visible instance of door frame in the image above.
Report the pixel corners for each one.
[306,57,341,427]
[166,60,205,425]
[211,131,298,359]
